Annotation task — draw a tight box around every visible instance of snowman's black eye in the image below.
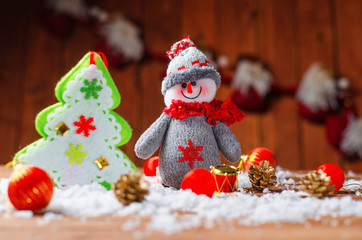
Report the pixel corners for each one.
[181,83,187,88]
[191,81,196,86]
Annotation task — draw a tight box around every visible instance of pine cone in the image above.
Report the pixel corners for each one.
[299,170,335,198]
[113,171,149,206]
[248,160,277,191]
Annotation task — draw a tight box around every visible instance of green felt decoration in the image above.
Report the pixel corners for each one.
[14,52,137,188]
[80,78,103,100]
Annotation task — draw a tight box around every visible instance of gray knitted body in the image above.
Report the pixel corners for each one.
[135,112,241,189]
[135,38,242,189]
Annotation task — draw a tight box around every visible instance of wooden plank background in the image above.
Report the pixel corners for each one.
[0,0,361,171]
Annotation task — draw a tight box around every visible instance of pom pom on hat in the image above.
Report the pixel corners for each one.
[162,37,221,95]
[166,37,195,60]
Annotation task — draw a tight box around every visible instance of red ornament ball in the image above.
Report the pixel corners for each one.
[8,165,54,212]
[143,156,159,177]
[244,147,277,172]
[181,168,216,198]
[317,163,345,192]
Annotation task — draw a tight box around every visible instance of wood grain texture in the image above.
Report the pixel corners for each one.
[19,8,63,149]
[258,0,301,169]
[334,0,362,171]
[1,214,362,240]
[100,0,144,165]
[181,0,217,47]
[216,0,261,164]
[0,0,361,171]
[295,0,341,169]
[0,1,28,163]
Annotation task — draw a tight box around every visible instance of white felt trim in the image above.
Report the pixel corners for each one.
[340,117,362,158]
[296,63,337,111]
[101,16,143,61]
[46,0,87,18]
[232,60,273,97]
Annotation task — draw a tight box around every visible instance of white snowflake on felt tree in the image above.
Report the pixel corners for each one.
[14,52,137,189]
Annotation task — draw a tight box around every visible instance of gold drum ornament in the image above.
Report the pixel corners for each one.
[210,165,239,193]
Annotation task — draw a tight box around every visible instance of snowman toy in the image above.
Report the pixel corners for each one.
[135,38,245,188]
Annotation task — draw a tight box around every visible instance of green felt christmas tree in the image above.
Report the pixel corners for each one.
[14,52,137,189]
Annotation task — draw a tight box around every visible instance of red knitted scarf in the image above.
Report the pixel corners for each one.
[163,98,246,126]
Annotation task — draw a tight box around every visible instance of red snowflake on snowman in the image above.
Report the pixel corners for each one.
[178,139,204,169]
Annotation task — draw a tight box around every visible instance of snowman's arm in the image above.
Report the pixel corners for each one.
[212,121,241,163]
[134,112,171,159]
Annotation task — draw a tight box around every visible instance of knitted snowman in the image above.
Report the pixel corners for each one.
[135,38,245,188]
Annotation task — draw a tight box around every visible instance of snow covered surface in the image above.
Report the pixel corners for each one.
[1,168,362,236]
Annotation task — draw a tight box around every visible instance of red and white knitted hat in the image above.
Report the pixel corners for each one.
[161,37,221,95]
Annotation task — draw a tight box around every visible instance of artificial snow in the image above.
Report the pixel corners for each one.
[1,168,362,236]
[237,172,252,188]
[343,178,362,191]
[346,170,356,177]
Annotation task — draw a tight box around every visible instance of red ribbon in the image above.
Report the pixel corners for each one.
[89,51,109,69]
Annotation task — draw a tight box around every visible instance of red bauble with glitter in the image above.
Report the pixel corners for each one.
[8,165,54,212]
[317,163,345,192]
[143,156,159,177]
[244,147,277,172]
[181,168,216,197]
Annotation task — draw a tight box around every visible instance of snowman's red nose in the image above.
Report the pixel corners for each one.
[187,82,193,94]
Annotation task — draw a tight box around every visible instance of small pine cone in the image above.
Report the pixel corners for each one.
[113,171,149,206]
[248,160,277,191]
[299,170,335,198]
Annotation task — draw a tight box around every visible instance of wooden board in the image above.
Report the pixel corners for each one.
[1,214,362,240]
[215,0,261,163]
[19,7,63,150]
[1,0,362,172]
[258,0,301,169]
[0,0,28,164]
[295,0,340,169]
[334,0,362,171]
